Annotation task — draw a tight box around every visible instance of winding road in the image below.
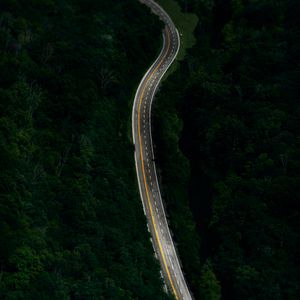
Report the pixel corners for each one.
[132,1,192,299]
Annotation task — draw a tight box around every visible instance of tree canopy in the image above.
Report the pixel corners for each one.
[0,0,173,299]
[153,0,299,299]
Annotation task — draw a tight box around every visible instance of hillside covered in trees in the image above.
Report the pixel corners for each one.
[1,0,299,299]
[0,0,175,299]
[153,0,299,299]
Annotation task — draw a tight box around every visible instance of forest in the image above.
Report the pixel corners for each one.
[153,0,299,299]
[0,0,174,299]
[1,0,299,299]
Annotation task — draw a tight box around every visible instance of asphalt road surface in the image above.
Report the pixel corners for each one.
[132,1,192,299]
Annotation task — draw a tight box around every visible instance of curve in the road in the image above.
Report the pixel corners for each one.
[132,1,193,300]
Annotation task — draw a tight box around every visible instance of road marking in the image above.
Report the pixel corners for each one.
[136,27,180,300]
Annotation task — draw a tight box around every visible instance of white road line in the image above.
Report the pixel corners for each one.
[133,2,192,300]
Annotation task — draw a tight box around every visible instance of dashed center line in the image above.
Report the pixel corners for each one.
[133,2,190,300]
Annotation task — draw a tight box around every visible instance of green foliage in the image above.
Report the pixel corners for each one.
[153,0,300,299]
[199,261,221,300]
[0,0,173,299]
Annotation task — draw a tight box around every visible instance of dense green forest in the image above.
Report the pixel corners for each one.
[154,0,299,299]
[0,0,176,299]
[1,0,299,299]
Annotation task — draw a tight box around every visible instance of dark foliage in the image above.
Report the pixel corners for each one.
[0,0,173,299]
[153,0,300,299]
